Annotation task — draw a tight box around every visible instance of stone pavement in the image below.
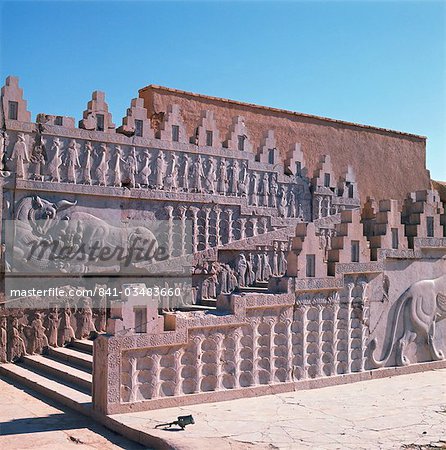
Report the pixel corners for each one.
[112,369,446,450]
[0,378,145,450]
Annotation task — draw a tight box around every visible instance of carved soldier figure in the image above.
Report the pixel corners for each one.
[11,133,29,178]
[238,177,247,197]
[190,155,204,192]
[47,137,62,182]
[64,139,80,183]
[277,186,286,217]
[75,298,97,340]
[113,145,125,187]
[262,252,272,281]
[155,151,167,189]
[58,305,75,346]
[30,137,47,181]
[220,265,228,293]
[182,153,190,191]
[82,141,93,185]
[255,253,263,282]
[208,273,218,298]
[288,188,297,217]
[0,316,7,362]
[217,159,228,195]
[247,253,256,286]
[95,143,108,186]
[45,307,59,347]
[270,175,278,208]
[229,160,240,195]
[260,173,270,207]
[9,317,26,361]
[237,253,248,287]
[250,172,258,206]
[228,265,238,292]
[204,157,216,193]
[27,312,49,354]
[125,147,137,188]
[140,149,151,187]
[278,243,287,275]
[240,160,248,184]
[166,153,179,191]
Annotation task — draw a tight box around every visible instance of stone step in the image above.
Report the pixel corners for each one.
[0,363,92,415]
[200,298,217,307]
[238,285,269,293]
[179,304,217,312]
[20,354,92,394]
[69,339,94,355]
[47,346,93,372]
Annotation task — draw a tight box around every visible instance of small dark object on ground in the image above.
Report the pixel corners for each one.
[154,415,195,430]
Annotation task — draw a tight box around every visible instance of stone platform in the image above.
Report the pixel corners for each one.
[110,368,446,450]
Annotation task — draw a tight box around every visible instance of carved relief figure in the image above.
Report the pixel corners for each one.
[30,137,47,180]
[0,316,7,362]
[190,156,204,193]
[155,151,167,189]
[26,312,48,354]
[204,157,216,193]
[58,305,75,346]
[124,147,137,188]
[262,252,272,281]
[11,133,29,178]
[237,253,247,287]
[47,138,62,182]
[9,317,26,361]
[82,141,93,185]
[229,160,239,195]
[250,172,258,206]
[217,159,228,195]
[182,154,190,191]
[113,145,125,187]
[75,298,97,339]
[95,143,108,186]
[140,149,151,187]
[278,186,286,217]
[270,175,278,208]
[45,307,59,347]
[260,173,270,207]
[370,274,446,367]
[166,153,179,191]
[64,139,80,183]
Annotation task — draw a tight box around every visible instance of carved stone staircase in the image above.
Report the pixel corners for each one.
[0,339,93,415]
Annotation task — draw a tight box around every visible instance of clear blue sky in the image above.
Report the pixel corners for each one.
[1,0,445,180]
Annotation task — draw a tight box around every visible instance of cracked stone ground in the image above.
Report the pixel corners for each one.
[0,378,146,450]
[113,368,446,450]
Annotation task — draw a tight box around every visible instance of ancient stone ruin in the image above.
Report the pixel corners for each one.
[0,76,445,416]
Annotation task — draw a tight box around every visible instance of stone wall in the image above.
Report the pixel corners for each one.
[140,85,431,203]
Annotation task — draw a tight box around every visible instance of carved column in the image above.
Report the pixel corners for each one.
[190,207,199,253]
[178,206,187,256]
[173,348,183,396]
[129,357,140,403]
[151,353,162,399]
[193,335,203,393]
[327,196,332,217]
[317,304,323,378]
[239,217,246,240]
[214,206,221,247]
[302,307,308,379]
[226,209,233,244]
[346,283,354,374]
[214,333,224,390]
[285,318,293,382]
[251,216,258,237]
[251,318,261,385]
[268,317,276,382]
[331,293,340,376]
[204,208,210,249]
[232,328,242,389]
[165,205,174,257]
[317,196,323,219]
[359,281,369,372]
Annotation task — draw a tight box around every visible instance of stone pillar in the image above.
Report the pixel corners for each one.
[214,333,224,390]
[239,217,246,241]
[332,300,340,376]
[285,318,293,382]
[232,328,242,389]
[317,196,323,219]
[190,207,199,253]
[302,307,308,379]
[193,335,203,393]
[346,283,354,374]
[226,209,234,244]
[268,317,276,382]
[165,205,174,257]
[214,206,221,246]
[204,207,210,249]
[251,318,261,385]
[317,305,323,378]
[178,206,187,256]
